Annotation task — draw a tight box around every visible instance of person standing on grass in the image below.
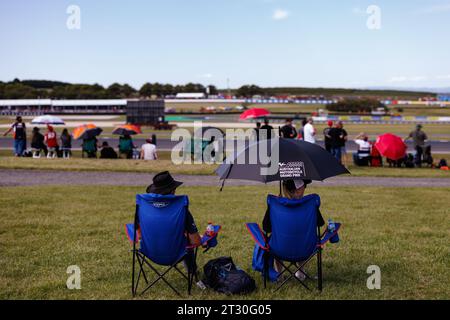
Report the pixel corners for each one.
[339,122,348,166]
[3,116,27,156]
[260,118,274,140]
[303,118,316,144]
[140,138,158,160]
[280,118,297,139]
[328,121,344,164]
[253,122,261,142]
[405,124,428,167]
[323,120,333,153]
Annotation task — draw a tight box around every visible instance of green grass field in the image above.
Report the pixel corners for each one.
[1,155,449,178]
[0,185,448,299]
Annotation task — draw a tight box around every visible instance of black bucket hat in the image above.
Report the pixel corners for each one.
[146,171,183,195]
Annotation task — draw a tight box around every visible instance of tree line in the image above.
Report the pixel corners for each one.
[0,79,218,99]
[0,79,435,100]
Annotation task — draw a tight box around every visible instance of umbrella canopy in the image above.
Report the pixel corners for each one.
[31,115,65,125]
[374,133,407,160]
[239,108,270,120]
[112,124,142,135]
[216,138,349,184]
[72,124,103,140]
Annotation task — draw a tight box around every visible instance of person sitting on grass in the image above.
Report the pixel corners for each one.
[31,127,47,157]
[119,134,134,159]
[140,138,157,160]
[82,136,98,158]
[100,141,118,159]
[262,179,325,281]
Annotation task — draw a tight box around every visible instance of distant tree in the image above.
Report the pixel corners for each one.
[326,98,387,113]
[121,84,136,97]
[152,82,163,97]
[207,85,218,95]
[107,83,122,98]
[159,84,173,97]
[236,85,264,98]
[139,83,153,97]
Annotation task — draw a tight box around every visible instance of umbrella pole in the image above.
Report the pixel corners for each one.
[279,180,282,196]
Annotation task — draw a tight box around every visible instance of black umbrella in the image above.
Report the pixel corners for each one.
[216,138,349,188]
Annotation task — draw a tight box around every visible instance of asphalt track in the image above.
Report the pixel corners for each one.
[1,169,449,188]
[0,137,449,153]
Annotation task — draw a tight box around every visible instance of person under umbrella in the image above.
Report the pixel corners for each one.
[262,179,325,280]
[374,133,407,165]
[31,127,47,157]
[112,124,142,136]
[44,125,58,158]
[72,124,103,158]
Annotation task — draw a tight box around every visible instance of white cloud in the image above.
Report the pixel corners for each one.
[436,74,450,80]
[388,76,408,83]
[198,73,213,79]
[387,76,428,83]
[272,9,289,20]
[421,4,450,14]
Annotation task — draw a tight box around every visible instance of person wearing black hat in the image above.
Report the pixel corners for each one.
[146,171,201,247]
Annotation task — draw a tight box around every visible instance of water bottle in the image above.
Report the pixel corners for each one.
[327,219,335,233]
[206,222,214,237]
[328,218,339,243]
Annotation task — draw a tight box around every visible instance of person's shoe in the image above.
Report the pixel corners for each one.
[295,270,306,281]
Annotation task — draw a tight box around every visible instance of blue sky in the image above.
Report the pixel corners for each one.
[1,0,450,89]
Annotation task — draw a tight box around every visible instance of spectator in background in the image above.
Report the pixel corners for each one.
[405,124,428,167]
[44,125,58,158]
[100,141,118,159]
[339,122,348,166]
[260,118,274,140]
[60,128,72,158]
[303,118,316,144]
[328,121,344,164]
[31,127,47,157]
[82,136,98,158]
[141,138,158,160]
[119,134,134,159]
[323,120,333,153]
[353,133,371,166]
[3,116,27,156]
[253,122,261,141]
[280,118,297,139]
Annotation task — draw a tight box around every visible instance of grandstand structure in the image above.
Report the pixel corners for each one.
[0,99,128,116]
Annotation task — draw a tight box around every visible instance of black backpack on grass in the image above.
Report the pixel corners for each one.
[202,256,256,295]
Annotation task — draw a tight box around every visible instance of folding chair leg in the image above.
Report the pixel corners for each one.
[317,248,323,292]
[263,253,268,289]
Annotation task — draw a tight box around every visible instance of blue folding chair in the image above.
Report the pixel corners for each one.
[246,194,341,292]
[125,193,199,296]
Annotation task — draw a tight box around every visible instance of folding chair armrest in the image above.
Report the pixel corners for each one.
[245,222,269,250]
[125,223,140,244]
[318,222,341,248]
